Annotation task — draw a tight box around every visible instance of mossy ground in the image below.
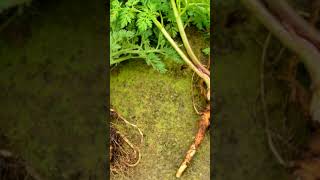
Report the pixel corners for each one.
[110,60,210,180]
[0,1,106,179]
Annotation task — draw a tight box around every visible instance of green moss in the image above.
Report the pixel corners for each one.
[111,60,210,179]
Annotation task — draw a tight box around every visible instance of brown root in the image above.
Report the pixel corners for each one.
[110,108,144,144]
[110,109,143,175]
[176,105,210,178]
[110,125,141,174]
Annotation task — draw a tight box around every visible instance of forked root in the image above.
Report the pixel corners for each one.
[176,105,210,178]
[110,108,144,174]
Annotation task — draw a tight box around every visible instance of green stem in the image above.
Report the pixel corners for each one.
[112,49,163,57]
[188,3,209,6]
[170,0,210,76]
[180,6,189,16]
[111,55,142,65]
[183,18,191,29]
[156,33,161,49]
[153,18,210,92]
[112,48,140,56]
[177,0,181,12]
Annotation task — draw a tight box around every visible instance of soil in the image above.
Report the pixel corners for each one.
[0,0,106,179]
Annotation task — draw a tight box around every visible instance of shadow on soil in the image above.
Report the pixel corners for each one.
[213,1,309,179]
[0,1,106,179]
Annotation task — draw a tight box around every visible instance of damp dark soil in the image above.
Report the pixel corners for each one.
[0,1,106,179]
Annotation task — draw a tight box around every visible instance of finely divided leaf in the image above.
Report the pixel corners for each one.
[125,0,140,6]
[165,24,179,38]
[146,53,167,73]
[137,11,153,32]
[120,7,136,28]
[163,47,183,63]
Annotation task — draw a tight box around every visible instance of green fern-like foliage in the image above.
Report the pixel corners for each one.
[110,0,210,73]
[202,47,210,55]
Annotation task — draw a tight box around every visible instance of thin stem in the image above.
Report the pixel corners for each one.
[241,0,320,89]
[188,3,209,7]
[261,33,287,167]
[156,12,164,49]
[264,0,320,46]
[177,0,181,12]
[180,6,188,16]
[152,18,210,92]
[241,0,320,121]
[156,33,161,49]
[111,55,142,65]
[112,49,163,57]
[112,48,140,56]
[170,0,210,76]
[183,18,192,29]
